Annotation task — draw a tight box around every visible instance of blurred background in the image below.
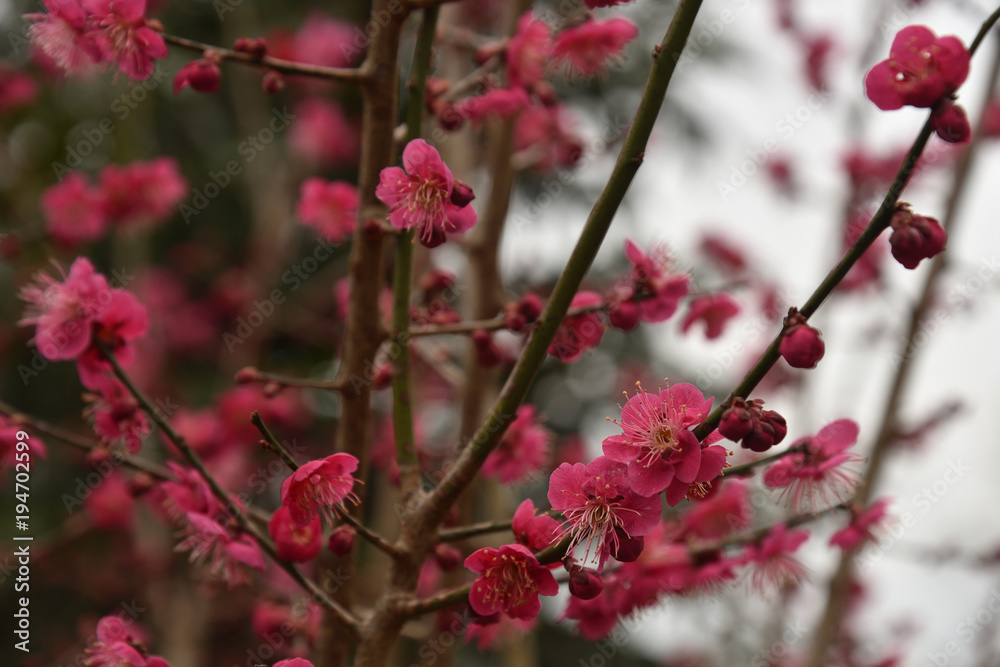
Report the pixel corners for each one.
[2,0,1000,665]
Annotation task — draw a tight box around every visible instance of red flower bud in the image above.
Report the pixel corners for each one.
[173,59,221,95]
[449,181,475,208]
[779,318,825,369]
[568,565,604,600]
[931,99,971,144]
[235,366,259,384]
[719,399,754,441]
[888,204,947,269]
[516,293,543,321]
[233,37,268,58]
[327,525,356,556]
[610,527,644,562]
[262,70,285,95]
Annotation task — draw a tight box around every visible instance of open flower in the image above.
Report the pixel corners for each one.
[280,453,360,525]
[375,139,477,247]
[763,419,863,510]
[865,26,969,111]
[553,17,638,79]
[624,240,689,323]
[465,543,559,620]
[176,511,265,586]
[602,382,715,496]
[512,498,560,552]
[548,291,605,362]
[83,616,173,666]
[296,178,359,243]
[268,506,322,562]
[830,499,891,551]
[681,293,740,339]
[547,456,661,568]
[744,523,810,592]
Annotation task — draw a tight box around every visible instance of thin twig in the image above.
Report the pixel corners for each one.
[94,342,361,635]
[161,33,368,83]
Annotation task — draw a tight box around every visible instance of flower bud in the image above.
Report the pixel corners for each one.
[262,70,285,95]
[235,366,260,384]
[931,99,971,144]
[568,565,604,600]
[327,525,356,556]
[779,320,825,369]
[719,399,754,441]
[449,181,475,208]
[515,293,543,321]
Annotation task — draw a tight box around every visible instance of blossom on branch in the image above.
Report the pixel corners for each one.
[280,453,360,525]
[465,543,559,620]
[763,419,863,510]
[375,139,477,247]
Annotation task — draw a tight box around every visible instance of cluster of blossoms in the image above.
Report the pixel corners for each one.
[42,158,188,246]
[26,0,168,80]
[887,202,947,269]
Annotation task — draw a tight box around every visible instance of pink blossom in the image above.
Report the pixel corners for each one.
[602,382,715,496]
[98,158,188,229]
[25,0,103,74]
[83,615,172,666]
[452,87,532,127]
[548,291,605,363]
[280,453,360,525]
[84,0,168,80]
[465,543,559,620]
[481,405,551,483]
[681,292,741,340]
[0,66,38,112]
[375,139,477,246]
[291,12,357,68]
[662,441,729,507]
[463,616,535,651]
[296,178,359,243]
[624,240,690,322]
[19,257,112,360]
[85,472,134,530]
[513,104,583,171]
[678,480,752,541]
[512,498,560,552]
[176,511,265,586]
[268,506,322,562]
[75,286,149,389]
[802,33,834,92]
[744,523,810,592]
[289,98,359,167]
[763,419,863,510]
[830,499,891,551]
[41,172,109,246]
[274,660,316,667]
[547,456,662,568]
[553,17,638,79]
[173,58,221,94]
[85,376,151,453]
[700,232,747,275]
[865,26,969,111]
[157,462,220,521]
[507,12,552,88]
[561,590,620,640]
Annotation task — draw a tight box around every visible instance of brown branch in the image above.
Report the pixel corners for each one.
[238,368,345,392]
[160,33,368,83]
